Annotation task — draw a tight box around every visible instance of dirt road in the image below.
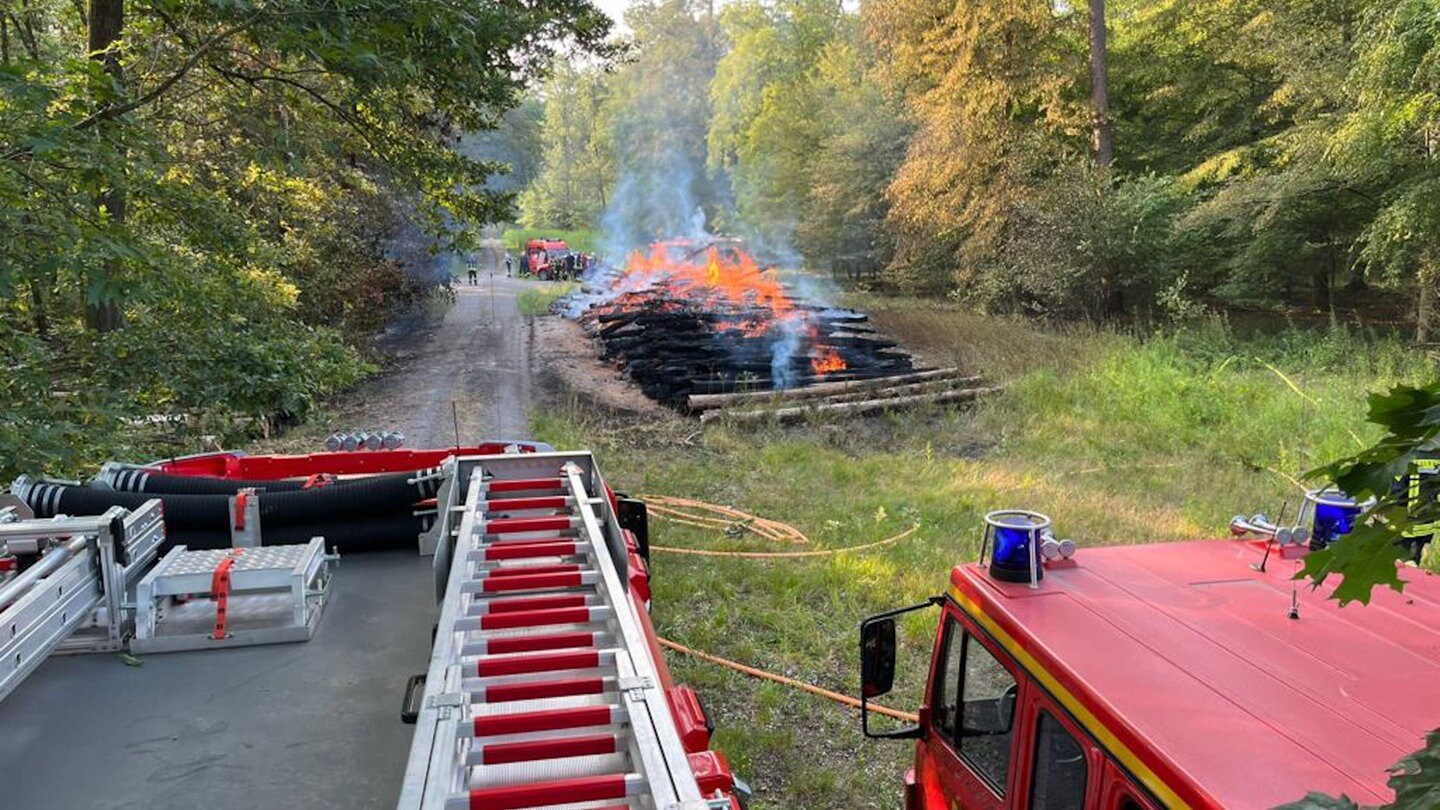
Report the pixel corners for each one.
[338,241,539,446]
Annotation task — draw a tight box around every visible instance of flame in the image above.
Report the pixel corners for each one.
[811,347,846,375]
[598,239,853,386]
[615,243,796,318]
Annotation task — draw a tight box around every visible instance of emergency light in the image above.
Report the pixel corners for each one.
[1303,488,1373,551]
[982,510,1051,586]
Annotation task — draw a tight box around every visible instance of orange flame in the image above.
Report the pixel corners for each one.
[615,243,796,319]
[811,347,846,375]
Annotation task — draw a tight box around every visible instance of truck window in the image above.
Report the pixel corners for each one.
[1030,710,1087,809]
[934,616,1019,795]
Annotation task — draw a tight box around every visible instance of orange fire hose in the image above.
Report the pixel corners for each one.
[644,494,923,723]
[658,636,920,723]
[651,524,918,558]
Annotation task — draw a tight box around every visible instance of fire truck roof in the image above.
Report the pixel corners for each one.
[949,540,1440,809]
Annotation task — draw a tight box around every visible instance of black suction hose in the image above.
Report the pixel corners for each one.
[169,513,434,554]
[20,470,444,549]
[104,468,311,495]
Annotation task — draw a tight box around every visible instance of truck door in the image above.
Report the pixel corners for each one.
[1021,695,1097,809]
[926,612,1025,808]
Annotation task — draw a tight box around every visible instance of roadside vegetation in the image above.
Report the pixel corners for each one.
[532,312,1432,809]
[0,0,613,481]
[516,282,580,316]
[502,228,602,256]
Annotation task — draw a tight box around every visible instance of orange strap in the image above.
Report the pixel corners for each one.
[302,473,336,490]
[211,549,244,640]
[233,490,249,531]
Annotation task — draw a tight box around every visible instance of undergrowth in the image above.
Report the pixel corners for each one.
[516,282,579,316]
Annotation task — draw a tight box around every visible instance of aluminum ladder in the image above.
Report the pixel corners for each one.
[398,452,715,810]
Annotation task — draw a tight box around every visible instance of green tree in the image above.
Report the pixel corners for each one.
[797,37,910,274]
[707,0,844,249]
[0,0,612,476]
[520,61,614,229]
[1331,0,1440,341]
[599,0,725,248]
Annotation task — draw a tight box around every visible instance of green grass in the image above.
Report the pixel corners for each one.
[502,227,601,255]
[529,309,1432,809]
[516,282,578,316]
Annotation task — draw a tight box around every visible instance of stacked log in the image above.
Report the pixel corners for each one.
[689,368,1001,424]
[571,277,914,407]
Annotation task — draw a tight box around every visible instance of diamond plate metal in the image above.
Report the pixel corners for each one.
[164,545,311,575]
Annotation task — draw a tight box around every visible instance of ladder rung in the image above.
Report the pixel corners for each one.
[464,704,624,738]
[462,630,603,657]
[481,533,578,545]
[471,676,613,703]
[472,541,584,561]
[483,477,565,494]
[481,495,574,513]
[475,563,582,580]
[467,570,597,594]
[468,594,596,615]
[483,516,581,535]
[452,772,644,810]
[456,606,611,632]
[473,648,614,678]
[469,732,621,765]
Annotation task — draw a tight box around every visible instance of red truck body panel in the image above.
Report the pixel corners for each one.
[149,444,545,479]
[939,539,1440,809]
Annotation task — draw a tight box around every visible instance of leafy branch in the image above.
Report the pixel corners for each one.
[1302,381,1440,605]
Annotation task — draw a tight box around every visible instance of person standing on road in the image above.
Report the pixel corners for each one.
[505,255,513,277]
[467,263,478,285]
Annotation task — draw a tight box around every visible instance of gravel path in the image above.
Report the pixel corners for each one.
[334,240,541,446]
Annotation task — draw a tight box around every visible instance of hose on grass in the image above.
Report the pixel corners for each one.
[658,636,919,724]
[641,493,920,557]
[644,494,922,723]
[641,494,810,544]
[652,523,919,558]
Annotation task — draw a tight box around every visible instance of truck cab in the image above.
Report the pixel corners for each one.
[524,238,570,280]
[860,509,1440,809]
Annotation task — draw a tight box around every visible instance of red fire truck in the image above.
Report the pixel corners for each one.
[860,507,1440,809]
[5,444,743,810]
[524,238,571,280]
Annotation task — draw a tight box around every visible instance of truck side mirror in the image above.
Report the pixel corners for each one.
[860,617,898,698]
[859,597,942,740]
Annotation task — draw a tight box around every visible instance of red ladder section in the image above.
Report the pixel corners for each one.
[401,455,733,810]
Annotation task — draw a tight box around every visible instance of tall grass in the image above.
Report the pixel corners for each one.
[501,227,601,255]
[515,282,578,316]
[531,311,1433,809]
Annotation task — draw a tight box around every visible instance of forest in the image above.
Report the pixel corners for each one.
[5,0,1440,477]
[0,0,610,474]
[520,0,1440,329]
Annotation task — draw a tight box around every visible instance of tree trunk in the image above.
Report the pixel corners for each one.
[1089,0,1113,170]
[1418,251,1438,344]
[85,0,124,332]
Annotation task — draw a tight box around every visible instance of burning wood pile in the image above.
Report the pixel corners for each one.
[567,240,997,418]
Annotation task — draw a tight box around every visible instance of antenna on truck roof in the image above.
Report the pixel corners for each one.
[1250,499,1288,574]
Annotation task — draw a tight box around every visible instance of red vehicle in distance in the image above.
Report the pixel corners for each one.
[524,238,571,280]
[860,509,1440,809]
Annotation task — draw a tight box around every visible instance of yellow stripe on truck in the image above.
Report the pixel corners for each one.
[948,585,1193,810]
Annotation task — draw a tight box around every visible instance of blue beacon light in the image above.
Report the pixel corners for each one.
[983,510,1052,585]
[1304,489,1371,551]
